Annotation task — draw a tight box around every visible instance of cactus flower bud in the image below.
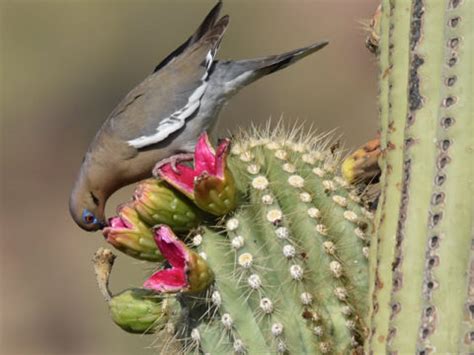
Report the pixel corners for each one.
[109,288,171,334]
[341,138,381,184]
[156,132,236,216]
[133,179,201,232]
[144,225,213,293]
[103,203,162,262]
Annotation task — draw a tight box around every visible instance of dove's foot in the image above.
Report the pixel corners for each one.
[153,153,194,176]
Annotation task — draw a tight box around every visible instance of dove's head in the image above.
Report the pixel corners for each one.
[69,166,108,232]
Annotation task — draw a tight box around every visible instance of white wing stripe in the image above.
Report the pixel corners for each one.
[127,82,207,149]
[125,119,185,149]
[127,49,214,149]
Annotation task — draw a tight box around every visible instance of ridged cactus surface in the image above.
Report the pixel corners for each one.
[367,0,473,353]
[94,127,374,354]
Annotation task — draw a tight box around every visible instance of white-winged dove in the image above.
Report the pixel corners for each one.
[70,1,328,231]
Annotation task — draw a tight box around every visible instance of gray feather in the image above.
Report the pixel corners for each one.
[153,1,223,73]
[190,40,329,143]
[105,15,229,150]
[210,41,329,94]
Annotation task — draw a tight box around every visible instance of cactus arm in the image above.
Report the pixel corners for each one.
[93,128,378,353]
[197,140,376,354]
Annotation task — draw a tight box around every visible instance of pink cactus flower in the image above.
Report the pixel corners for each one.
[156,132,236,216]
[144,225,213,293]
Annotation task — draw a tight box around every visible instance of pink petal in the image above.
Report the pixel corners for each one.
[153,225,187,269]
[143,268,187,292]
[215,138,231,179]
[108,216,127,229]
[144,225,190,292]
[102,217,127,244]
[194,132,217,175]
[158,163,196,197]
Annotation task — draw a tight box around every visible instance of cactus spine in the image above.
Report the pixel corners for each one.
[368,0,473,353]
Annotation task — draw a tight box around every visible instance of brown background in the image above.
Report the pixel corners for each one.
[0,0,378,354]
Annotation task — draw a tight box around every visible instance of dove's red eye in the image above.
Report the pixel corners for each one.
[85,215,94,223]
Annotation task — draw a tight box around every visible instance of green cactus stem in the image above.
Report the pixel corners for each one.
[367,0,473,353]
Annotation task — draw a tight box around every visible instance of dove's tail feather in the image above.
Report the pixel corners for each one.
[211,41,329,94]
[154,1,225,73]
[239,41,329,76]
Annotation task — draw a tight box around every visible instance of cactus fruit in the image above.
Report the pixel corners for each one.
[157,134,237,216]
[108,289,170,334]
[94,128,374,353]
[132,179,202,233]
[103,203,163,262]
[144,225,214,294]
[341,138,381,185]
[93,248,179,335]
[367,0,473,353]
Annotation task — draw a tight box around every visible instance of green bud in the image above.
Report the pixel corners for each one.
[109,288,170,334]
[133,179,201,232]
[103,203,163,262]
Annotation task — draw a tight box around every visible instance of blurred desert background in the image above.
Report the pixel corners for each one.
[1,0,378,354]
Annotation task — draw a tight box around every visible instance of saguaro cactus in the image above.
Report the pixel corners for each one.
[88,1,472,353]
[367,0,473,353]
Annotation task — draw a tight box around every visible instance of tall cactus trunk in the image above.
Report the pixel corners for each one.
[367,0,473,353]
